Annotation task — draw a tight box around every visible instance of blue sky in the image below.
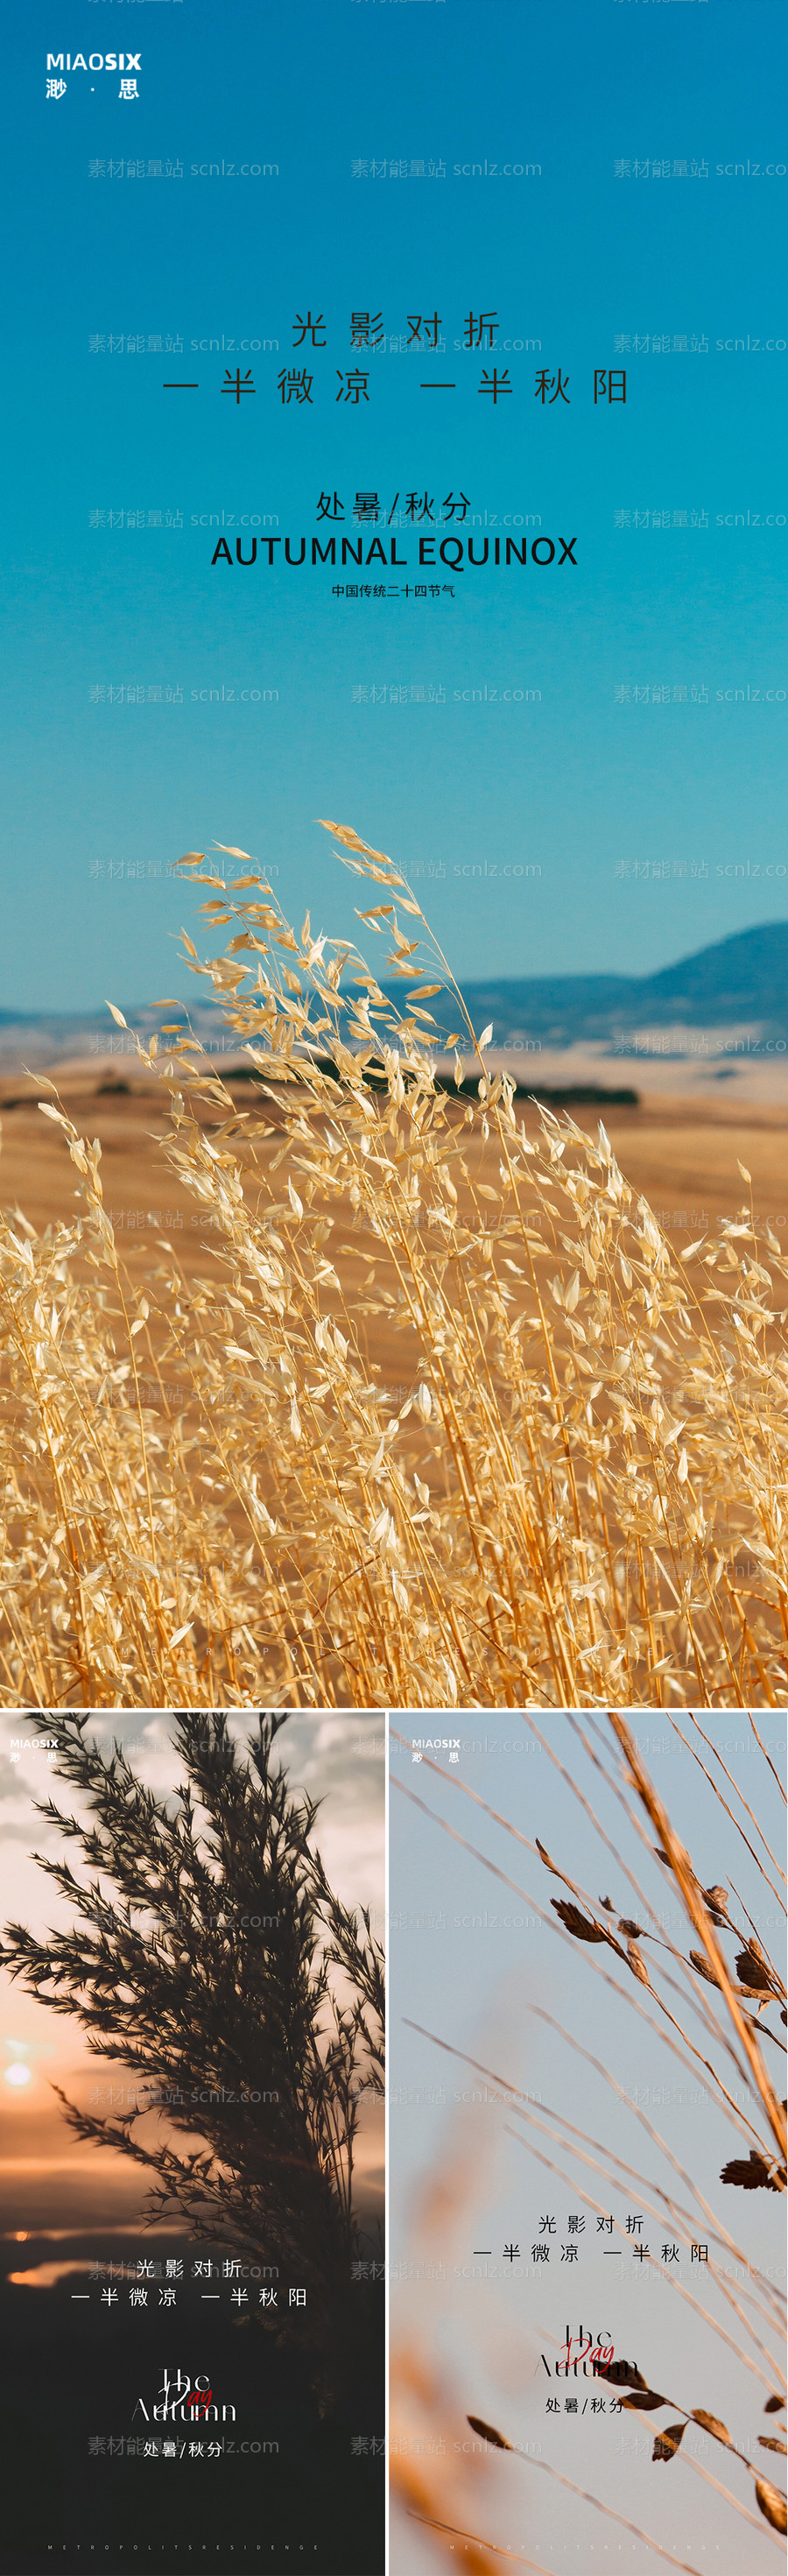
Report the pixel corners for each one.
[4,0,787,1007]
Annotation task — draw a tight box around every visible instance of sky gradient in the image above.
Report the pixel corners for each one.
[4,0,787,1008]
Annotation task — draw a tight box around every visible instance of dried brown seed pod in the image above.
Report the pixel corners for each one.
[653,2423,686,2464]
[689,1951,721,1986]
[755,2477,787,2534]
[621,2389,668,2413]
[721,2149,781,2191]
[735,1944,773,1994]
[551,1898,607,1943]
[467,2416,513,2452]
[703,1887,730,1925]
[691,2410,732,2446]
[596,2362,649,2393]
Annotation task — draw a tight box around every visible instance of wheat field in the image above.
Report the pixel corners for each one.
[1,823,786,1708]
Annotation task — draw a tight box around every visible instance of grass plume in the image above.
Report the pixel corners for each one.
[390,1712,785,2566]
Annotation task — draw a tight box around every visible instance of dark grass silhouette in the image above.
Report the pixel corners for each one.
[2,1708,384,2421]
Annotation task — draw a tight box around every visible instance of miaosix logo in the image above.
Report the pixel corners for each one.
[46,53,142,73]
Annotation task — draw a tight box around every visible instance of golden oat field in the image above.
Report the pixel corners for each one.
[0,823,786,1708]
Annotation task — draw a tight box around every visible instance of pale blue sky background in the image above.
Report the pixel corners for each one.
[4,0,787,1006]
[389,1715,786,2574]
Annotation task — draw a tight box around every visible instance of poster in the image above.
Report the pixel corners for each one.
[0,1711,385,2574]
[389,1712,786,2572]
[2,0,787,1706]
[1,4,787,2566]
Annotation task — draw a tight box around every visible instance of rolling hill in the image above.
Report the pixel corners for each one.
[1,922,786,1068]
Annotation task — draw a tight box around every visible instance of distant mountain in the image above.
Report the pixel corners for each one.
[0,1000,222,1068]
[441,922,788,1049]
[1,923,786,1068]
